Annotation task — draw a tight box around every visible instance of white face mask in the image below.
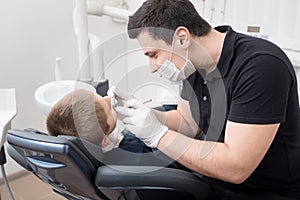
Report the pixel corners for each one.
[157,37,196,82]
[157,59,196,82]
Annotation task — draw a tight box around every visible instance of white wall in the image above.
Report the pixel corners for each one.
[0,0,79,177]
[193,0,300,51]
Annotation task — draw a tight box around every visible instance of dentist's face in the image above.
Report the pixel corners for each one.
[137,31,186,73]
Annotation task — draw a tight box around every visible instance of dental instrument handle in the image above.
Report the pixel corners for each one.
[55,57,62,81]
[143,99,153,104]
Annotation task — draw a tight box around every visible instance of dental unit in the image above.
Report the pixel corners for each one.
[34,0,132,116]
[74,0,131,86]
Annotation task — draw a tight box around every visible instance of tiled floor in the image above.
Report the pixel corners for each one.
[0,171,65,200]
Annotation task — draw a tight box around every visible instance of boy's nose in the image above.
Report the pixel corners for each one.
[150,64,160,73]
[103,96,111,104]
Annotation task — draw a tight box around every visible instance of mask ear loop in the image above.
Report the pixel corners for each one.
[185,47,189,63]
[170,32,189,64]
[169,32,176,62]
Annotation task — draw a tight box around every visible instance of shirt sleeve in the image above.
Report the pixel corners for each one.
[228,55,292,124]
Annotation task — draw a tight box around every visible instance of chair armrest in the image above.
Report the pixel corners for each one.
[6,145,32,171]
[95,165,210,200]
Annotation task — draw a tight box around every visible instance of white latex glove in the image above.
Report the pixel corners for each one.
[108,120,125,146]
[107,85,133,108]
[107,86,136,120]
[102,120,125,152]
[115,99,168,148]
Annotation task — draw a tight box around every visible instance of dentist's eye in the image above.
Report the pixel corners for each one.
[145,51,158,59]
[149,54,156,58]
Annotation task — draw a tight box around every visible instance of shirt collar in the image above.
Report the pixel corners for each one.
[211,25,237,78]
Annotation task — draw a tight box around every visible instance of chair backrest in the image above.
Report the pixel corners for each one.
[6,129,109,200]
[96,165,211,200]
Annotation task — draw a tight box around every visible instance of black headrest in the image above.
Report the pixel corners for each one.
[8,129,104,169]
[57,135,103,168]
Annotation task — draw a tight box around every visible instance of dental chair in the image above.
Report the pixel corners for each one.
[6,128,211,200]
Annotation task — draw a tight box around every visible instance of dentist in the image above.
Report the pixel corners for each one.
[109,0,300,199]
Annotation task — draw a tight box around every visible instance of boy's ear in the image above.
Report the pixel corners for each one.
[175,26,190,48]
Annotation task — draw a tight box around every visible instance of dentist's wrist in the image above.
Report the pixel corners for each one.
[146,125,169,148]
[157,128,177,151]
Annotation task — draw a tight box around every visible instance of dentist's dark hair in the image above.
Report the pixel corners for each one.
[127,0,212,45]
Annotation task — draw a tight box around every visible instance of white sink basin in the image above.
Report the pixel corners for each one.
[34,80,96,116]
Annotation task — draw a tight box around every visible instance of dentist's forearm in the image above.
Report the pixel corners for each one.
[157,129,244,184]
[152,109,196,136]
[152,109,180,130]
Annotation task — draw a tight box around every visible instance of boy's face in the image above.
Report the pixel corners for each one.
[95,94,117,134]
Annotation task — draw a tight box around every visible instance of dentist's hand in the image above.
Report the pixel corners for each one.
[107,86,134,108]
[115,99,169,148]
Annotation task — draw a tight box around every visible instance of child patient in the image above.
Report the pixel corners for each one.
[46,89,182,168]
[46,89,124,152]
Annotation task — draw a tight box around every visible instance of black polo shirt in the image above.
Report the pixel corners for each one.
[181,26,300,198]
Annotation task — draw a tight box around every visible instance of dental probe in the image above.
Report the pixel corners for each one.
[142,99,153,104]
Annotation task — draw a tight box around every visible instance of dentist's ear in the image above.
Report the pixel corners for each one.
[175,26,190,48]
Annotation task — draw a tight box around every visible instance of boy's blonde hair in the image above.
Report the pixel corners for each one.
[46,89,110,145]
